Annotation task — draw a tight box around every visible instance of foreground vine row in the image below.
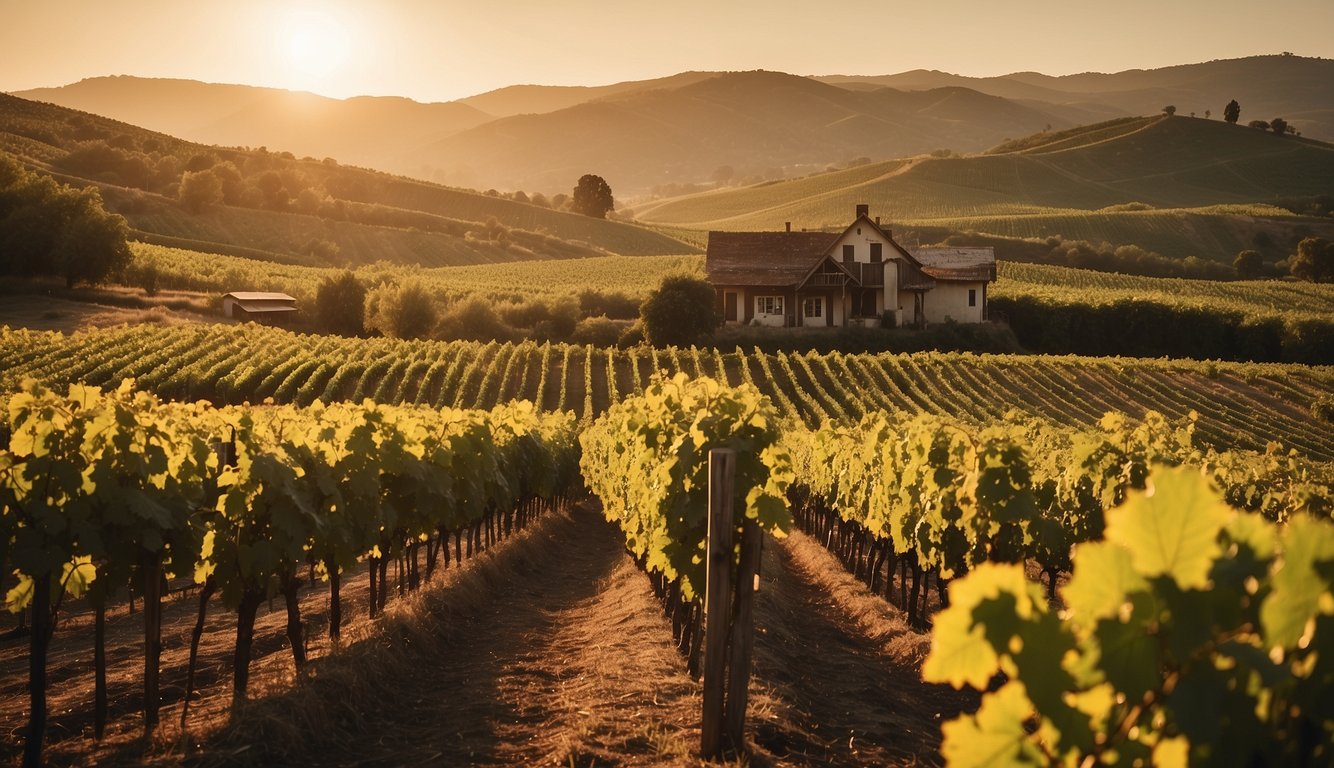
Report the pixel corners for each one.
[2,324,1330,460]
[1,380,580,767]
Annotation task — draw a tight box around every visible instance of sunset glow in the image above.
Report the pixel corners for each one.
[281,9,351,85]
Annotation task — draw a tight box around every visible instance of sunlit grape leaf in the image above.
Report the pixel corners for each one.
[1063,541,1148,623]
[1261,514,1334,648]
[5,573,33,613]
[1104,467,1231,589]
[940,681,1047,767]
[1152,736,1189,768]
[924,563,1037,689]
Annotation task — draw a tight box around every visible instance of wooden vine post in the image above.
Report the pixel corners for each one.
[700,448,762,760]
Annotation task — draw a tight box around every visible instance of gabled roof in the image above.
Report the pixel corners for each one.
[706,231,840,286]
[224,292,297,302]
[908,247,996,282]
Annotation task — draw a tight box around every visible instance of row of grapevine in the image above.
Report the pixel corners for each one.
[786,409,1331,624]
[0,380,581,767]
[579,374,794,670]
[1,324,1331,459]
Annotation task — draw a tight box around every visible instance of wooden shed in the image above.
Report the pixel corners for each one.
[222,292,298,324]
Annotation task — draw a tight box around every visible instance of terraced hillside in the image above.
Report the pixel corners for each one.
[3,324,1330,462]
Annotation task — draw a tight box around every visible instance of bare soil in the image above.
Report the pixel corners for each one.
[0,294,201,333]
[1,503,966,767]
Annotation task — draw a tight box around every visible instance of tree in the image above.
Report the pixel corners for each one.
[363,279,438,339]
[1248,120,1271,131]
[1233,250,1263,279]
[639,274,718,347]
[1290,237,1334,283]
[1204,109,1211,119]
[1162,105,1176,117]
[177,170,223,213]
[1224,99,1241,125]
[314,271,366,336]
[0,157,130,287]
[571,174,614,219]
[1270,117,1290,136]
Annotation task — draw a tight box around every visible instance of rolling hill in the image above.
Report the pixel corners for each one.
[14,56,1332,195]
[819,54,1334,141]
[633,114,1334,264]
[413,71,1078,193]
[14,76,495,173]
[0,93,694,266]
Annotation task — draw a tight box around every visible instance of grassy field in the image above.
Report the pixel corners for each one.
[4,323,1330,462]
[631,116,1334,262]
[1,92,695,262]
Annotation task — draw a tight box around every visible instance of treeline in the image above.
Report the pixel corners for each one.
[933,230,1238,280]
[0,155,129,287]
[992,294,1334,364]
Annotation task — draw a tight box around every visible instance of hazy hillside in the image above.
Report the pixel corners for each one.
[414,71,1076,193]
[15,56,1332,195]
[0,93,693,266]
[456,72,719,117]
[819,55,1334,140]
[634,115,1334,265]
[14,76,494,173]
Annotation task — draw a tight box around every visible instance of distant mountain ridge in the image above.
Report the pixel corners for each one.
[12,55,1333,195]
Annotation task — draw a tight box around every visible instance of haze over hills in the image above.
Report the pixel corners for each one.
[14,76,494,172]
[0,93,692,268]
[819,55,1334,140]
[14,55,1333,196]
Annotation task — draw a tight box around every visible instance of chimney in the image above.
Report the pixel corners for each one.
[785,221,791,232]
[875,216,881,226]
[856,203,869,219]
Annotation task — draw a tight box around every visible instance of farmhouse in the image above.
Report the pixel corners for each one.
[222,291,298,324]
[706,205,995,328]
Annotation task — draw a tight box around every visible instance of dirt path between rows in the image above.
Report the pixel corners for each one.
[745,530,972,767]
[3,502,966,767]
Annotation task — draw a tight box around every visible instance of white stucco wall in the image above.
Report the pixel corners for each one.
[922,282,986,324]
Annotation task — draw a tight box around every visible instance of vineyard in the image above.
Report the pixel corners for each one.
[3,359,1332,764]
[2,324,1330,461]
[127,241,700,306]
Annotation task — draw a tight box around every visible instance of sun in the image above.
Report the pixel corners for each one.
[282,9,350,84]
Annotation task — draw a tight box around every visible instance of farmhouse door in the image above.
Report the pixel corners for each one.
[724,291,738,322]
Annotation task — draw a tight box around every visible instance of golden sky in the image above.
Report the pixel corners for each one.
[3,0,1332,101]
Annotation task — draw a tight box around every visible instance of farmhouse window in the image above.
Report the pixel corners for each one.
[870,243,882,262]
[968,289,977,307]
[757,296,784,315]
[842,244,854,262]
[803,298,822,318]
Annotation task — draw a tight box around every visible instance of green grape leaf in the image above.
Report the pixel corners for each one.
[1104,467,1232,590]
[1260,514,1334,649]
[1092,609,1161,703]
[940,681,1047,767]
[1063,541,1148,623]
[924,563,1039,689]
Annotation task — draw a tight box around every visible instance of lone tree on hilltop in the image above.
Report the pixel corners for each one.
[1162,105,1176,117]
[639,274,718,347]
[572,174,614,219]
[1224,99,1241,125]
[1270,117,1290,136]
[1233,250,1263,279]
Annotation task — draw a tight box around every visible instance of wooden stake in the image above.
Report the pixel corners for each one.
[723,517,762,752]
[700,449,735,759]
